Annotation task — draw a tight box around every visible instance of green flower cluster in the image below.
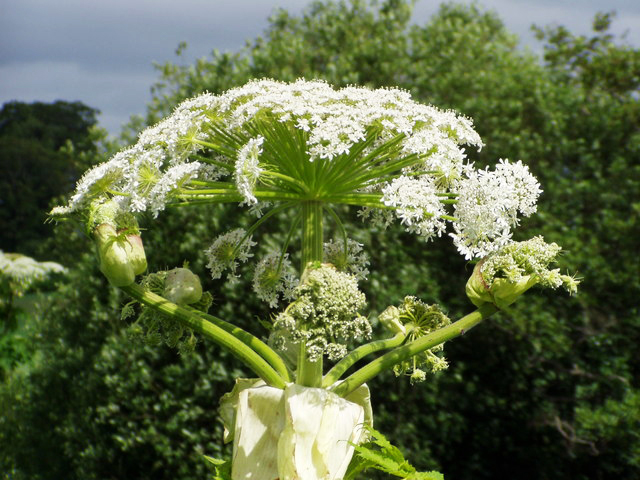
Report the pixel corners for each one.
[379,296,451,384]
[466,236,579,309]
[122,267,211,354]
[271,263,370,362]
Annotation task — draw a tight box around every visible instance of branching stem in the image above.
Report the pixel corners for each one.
[330,304,498,397]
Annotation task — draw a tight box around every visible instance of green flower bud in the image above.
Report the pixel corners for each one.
[94,224,135,287]
[163,267,203,305]
[378,305,406,335]
[466,258,537,309]
[121,232,147,275]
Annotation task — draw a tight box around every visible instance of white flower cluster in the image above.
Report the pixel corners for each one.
[235,136,264,205]
[1,251,66,295]
[252,251,298,308]
[271,264,370,362]
[205,229,256,280]
[381,176,447,240]
[323,238,370,281]
[451,160,542,259]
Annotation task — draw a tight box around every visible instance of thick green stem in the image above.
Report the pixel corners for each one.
[185,306,292,382]
[297,201,324,387]
[322,332,406,387]
[330,304,498,397]
[121,284,286,389]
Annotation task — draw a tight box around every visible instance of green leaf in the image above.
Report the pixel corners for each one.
[349,425,445,480]
[203,456,232,480]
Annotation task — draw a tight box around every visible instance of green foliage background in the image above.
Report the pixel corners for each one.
[1,1,639,479]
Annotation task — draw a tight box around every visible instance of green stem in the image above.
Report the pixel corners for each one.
[297,200,324,387]
[322,332,406,387]
[330,304,498,397]
[261,170,310,193]
[184,306,293,382]
[121,284,286,389]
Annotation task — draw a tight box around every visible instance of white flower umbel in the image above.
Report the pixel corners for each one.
[205,229,256,280]
[451,160,542,259]
[382,176,447,240]
[235,136,264,206]
[252,251,297,308]
[323,238,370,281]
[220,379,372,480]
[1,251,66,296]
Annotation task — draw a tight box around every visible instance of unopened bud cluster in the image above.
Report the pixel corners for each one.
[382,296,451,383]
[271,264,370,362]
[466,236,579,309]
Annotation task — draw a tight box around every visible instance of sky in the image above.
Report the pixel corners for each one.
[1,0,639,136]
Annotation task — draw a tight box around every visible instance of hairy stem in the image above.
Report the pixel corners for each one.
[184,306,292,382]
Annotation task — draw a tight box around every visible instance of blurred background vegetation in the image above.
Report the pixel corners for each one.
[1,1,639,479]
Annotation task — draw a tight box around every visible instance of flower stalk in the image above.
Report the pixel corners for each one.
[297,200,324,387]
[120,284,287,389]
[330,303,498,398]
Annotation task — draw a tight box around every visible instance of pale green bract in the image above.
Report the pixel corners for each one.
[466,236,580,309]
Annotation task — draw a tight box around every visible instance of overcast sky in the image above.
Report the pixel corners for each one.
[1,0,638,136]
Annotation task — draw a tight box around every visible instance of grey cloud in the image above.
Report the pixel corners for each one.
[1,0,638,135]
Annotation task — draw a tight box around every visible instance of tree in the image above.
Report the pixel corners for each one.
[0,100,100,256]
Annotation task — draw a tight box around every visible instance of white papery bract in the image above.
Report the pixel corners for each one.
[382,176,447,240]
[451,160,542,259]
[220,380,372,480]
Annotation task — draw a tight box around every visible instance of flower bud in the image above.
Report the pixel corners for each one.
[122,232,147,275]
[163,267,203,305]
[378,305,406,335]
[93,224,135,287]
[466,259,537,309]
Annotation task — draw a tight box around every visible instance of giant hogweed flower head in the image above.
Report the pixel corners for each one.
[271,263,370,362]
[466,236,580,309]
[54,78,542,260]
